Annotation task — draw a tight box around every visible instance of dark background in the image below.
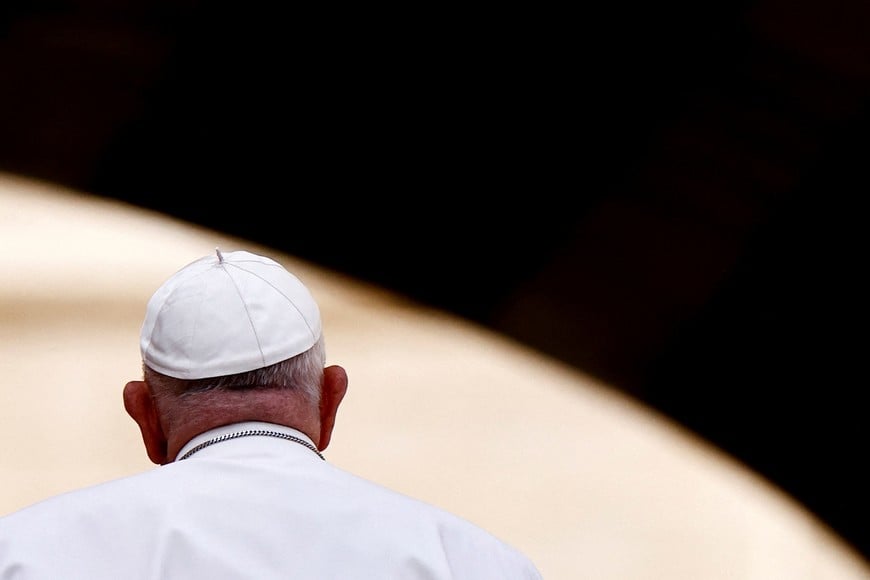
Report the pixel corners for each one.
[2,0,868,564]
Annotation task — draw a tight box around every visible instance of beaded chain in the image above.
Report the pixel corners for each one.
[178,429,325,461]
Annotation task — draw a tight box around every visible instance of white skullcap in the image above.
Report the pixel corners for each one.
[140,249,322,379]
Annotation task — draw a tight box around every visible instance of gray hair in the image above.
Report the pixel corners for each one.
[143,335,326,407]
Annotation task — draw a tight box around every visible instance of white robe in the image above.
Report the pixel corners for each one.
[0,421,542,579]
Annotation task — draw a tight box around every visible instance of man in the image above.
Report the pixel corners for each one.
[0,249,542,579]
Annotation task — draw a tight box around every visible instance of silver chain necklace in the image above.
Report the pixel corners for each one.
[177,428,325,461]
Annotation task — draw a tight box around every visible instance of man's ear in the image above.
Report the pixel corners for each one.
[123,380,168,465]
[317,365,348,451]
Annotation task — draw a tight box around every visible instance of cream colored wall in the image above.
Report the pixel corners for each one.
[1,173,868,580]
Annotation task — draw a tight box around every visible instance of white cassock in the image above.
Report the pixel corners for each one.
[0,421,542,580]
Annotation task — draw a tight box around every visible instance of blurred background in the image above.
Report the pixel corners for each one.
[1,0,868,569]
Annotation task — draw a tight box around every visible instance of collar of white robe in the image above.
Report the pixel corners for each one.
[177,428,325,461]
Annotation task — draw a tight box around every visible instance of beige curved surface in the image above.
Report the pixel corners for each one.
[1,172,868,580]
